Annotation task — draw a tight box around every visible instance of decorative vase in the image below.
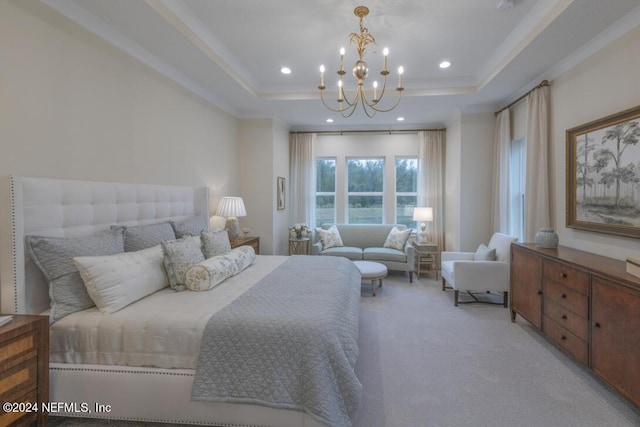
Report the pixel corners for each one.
[535,228,559,248]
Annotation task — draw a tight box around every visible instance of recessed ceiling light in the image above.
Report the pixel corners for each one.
[326,118,334,123]
[439,61,451,69]
[281,67,291,74]
[397,117,405,122]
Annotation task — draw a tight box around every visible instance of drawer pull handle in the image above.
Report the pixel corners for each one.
[536,290,542,295]
[560,273,567,278]
[594,322,601,328]
[561,335,567,340]
[561,294,567,299]
[561,314,567,320]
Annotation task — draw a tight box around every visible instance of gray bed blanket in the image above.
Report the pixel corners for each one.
[191,255,362,427]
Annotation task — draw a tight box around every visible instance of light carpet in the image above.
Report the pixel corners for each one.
[49,272,640,427]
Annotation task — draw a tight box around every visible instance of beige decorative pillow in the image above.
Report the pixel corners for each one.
[383,226,412,251]
[474,243,497,261]
[316,225,344,250]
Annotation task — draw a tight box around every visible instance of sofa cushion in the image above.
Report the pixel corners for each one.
[316,224,344,249]
[383,226,412,251]
[320,246,363,260]
[364,247,407,263]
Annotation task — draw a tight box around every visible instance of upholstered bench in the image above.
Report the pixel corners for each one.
[353,260,387,296]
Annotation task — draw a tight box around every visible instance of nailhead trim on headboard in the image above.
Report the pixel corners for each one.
[9,175,18,313]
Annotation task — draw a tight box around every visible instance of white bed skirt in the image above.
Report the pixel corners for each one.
[50,363,327,427]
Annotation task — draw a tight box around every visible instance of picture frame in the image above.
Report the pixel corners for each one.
[277,177,286,210]
[566,105,640,238]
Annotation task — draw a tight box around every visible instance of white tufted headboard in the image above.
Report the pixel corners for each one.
[0,176,209,315]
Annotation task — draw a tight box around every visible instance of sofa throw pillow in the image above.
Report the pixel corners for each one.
[185,246,256,291]
[112,221,176,252]
[383,226,412,251]
[161,235,205,291]
[26,228,125,322]
[474,243,497,261]
[201,229,232,258]
[74,245,168,314]
[171,214,208,238]
[316,225,344,250]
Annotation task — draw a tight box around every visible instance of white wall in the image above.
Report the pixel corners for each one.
[548,25,640,260]
[459,113,495,251]
[272,120,289,256]
[315,133,420,224]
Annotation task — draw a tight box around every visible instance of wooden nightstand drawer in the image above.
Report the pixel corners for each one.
[0,388,38,427]
[543,279,588,317]
[543,315,588,365]
[543,259,589,295]
[0,354,38,398]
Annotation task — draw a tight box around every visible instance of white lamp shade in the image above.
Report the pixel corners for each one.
[215,197,247,218]
[412,207,433,222]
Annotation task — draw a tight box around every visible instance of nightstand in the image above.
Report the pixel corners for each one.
[411,240,439,280]
[0,314,49,427]
[230,236,260,254]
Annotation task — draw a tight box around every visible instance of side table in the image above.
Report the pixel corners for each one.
[230,236,260,254]
[289,237,310,255]
[411,240,439,279]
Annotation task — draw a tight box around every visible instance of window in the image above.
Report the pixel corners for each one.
[395,157,418,228]
[347,158,384,224]
[315,158,336,227]
[510,138,525,242]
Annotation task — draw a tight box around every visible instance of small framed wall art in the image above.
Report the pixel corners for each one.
[277,177,286,210]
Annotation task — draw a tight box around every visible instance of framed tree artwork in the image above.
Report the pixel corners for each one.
[277,177,285,210]
[566,105,640,238]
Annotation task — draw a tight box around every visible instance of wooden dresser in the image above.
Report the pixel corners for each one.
[0,315,49,427]
[510,243,640,409]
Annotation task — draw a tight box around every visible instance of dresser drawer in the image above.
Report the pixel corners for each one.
[543,298,588,340]
[0,331,37,367]
[543,259,589,295]
[543,316,588,365]
[0,388,38,427]
[0,356,38,399]
[543,279,588,317]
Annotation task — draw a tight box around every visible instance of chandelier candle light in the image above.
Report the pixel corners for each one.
[319,6,404,118]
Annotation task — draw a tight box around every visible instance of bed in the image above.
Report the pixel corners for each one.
[0,176,362,427]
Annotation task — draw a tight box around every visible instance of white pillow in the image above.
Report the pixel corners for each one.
[74,245,169,314]
[316,225,344,249]
[383,226,411,251]
[185,246,256,291]
[474,243,497,261]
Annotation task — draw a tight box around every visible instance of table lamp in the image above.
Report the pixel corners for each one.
[412,207,433,243]
[215,196,247,241]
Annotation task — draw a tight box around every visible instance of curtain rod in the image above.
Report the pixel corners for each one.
[494,80,549,116]
[290,128,446,136]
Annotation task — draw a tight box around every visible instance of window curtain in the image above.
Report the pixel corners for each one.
[491,109,511,234]
[417,130,445,252]
[289,132,316,228]
[524,85,551,241]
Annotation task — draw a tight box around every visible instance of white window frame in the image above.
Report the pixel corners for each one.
[346,157,385,224]
[315,157,336,227]
[394,156,418,227]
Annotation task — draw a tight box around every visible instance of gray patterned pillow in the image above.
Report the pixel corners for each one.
[171,214,208,238]
[316,225,344,249]
[161,235,205,291]
[474,243,497,261]
[114,221,176,252]
[26,228,125,322]
[201,229,231,258]
[383,226,412,251]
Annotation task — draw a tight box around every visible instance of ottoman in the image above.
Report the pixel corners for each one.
[353,260,388,296]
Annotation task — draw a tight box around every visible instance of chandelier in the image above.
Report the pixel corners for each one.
[318,6,404,118]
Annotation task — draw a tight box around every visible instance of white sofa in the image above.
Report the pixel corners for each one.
[440,233,518,307]
[311,224,416,282]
